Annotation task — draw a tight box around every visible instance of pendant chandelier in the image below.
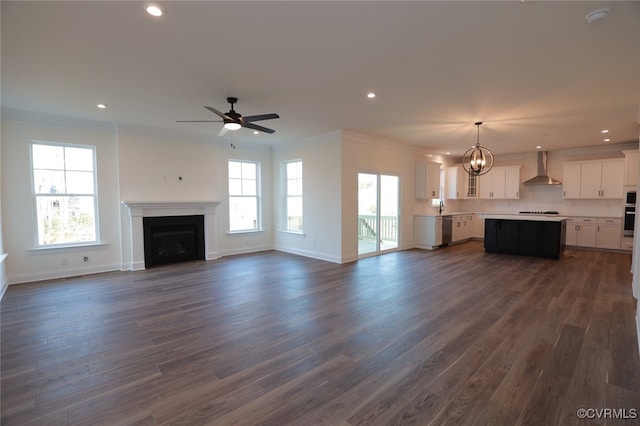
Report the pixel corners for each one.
[462,121,494,176]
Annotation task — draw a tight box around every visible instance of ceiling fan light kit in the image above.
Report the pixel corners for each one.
[224,122,241,131]
[462,121,494,176]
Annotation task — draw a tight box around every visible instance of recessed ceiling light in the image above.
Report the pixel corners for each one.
[367,92,376,99]
[601,129,609,134]
[96,103,107,109]
[586,8,609,24]
[536,145,542,149]
[604,138,611,142]
[446,152,451,155]
[253,131,259,135]
[146,4,164,17]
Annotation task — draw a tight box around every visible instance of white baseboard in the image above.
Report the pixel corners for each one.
[637,307,640,359]
[0,254,7,300]
[220,244,274,257]
[275,246,342,264]
[206,251,222,260]
[7,263,121,285]
[0,280,8,301]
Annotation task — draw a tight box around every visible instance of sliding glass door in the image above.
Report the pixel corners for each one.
[358,172,400,256]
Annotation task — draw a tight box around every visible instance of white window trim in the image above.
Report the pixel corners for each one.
[279,229,306,237]
[27,242,108,253]
[30,140,101,249]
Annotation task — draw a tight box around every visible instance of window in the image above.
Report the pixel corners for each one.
[285,160,303,232]
[467,173,477,197]
[228,160,260,232]
[31,142,98,246]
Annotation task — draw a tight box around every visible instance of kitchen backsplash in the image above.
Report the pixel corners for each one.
[441,184,626,217]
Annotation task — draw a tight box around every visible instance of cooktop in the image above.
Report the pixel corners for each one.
[518,211,560,215]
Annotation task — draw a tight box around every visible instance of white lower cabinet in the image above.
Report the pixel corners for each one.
[473,214,485,239]
[565,217,597,247]
[452,215,464,242]
[565,217,622,249]
[452,214,473,242]
[414,216,442,250]
[596,218,621,249]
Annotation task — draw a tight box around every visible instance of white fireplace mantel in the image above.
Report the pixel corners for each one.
[122,201,220,271]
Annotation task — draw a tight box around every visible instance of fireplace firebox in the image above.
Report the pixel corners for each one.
[143,215,205,267]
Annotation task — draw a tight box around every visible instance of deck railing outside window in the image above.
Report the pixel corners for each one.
[358,215,397,241]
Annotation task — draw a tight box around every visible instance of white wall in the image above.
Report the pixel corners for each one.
[0,10,6,298]
[1,110,122,284]
[117,130,274,261]
[341,131,438,262]
[0,113,7,298]
[273,131,343,263]
[219,143,274,257]
[2,108,638,285]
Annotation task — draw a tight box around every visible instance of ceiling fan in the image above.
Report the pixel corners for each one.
[177,97,279,136]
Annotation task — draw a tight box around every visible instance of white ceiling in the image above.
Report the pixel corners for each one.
[2,1,639,156]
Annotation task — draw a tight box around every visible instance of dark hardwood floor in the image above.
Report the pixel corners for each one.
[2,241,640,425]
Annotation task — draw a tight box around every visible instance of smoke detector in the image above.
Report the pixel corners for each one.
[586,8,609,24]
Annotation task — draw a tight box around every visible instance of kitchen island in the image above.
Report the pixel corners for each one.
[484,214,567,259]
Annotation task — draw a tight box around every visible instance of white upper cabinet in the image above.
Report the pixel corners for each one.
[563,159,624,199]
[504,167,521,199]
[478,166,521,199]
[580,162,605,198]
[445,167,460,199]
[415,161,441,199]
[599,161,624,198]
[623,150,639,187]
[446,165,478,199]
[446,166,467,199]
[562,163,582,199]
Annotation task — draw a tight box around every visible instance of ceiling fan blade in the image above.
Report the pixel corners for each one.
[243,122,276,134]
[204,106,231,120]
[176,120,223,122]
[242,113,280,123]
[218,126,230,137]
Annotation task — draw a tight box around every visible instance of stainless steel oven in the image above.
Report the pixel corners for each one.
[624,191,636,237]
[624,206,635,237]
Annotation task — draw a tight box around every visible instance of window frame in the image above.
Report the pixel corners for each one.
[283,159,303,233]
[227,159,262,233]
[30,140,100,248]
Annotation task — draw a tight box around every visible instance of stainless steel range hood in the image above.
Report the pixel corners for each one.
[523,151,562,185]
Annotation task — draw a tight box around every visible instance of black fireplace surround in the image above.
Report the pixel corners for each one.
[143,215,205,267]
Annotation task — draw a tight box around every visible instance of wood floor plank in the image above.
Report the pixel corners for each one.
[1,243,638,425]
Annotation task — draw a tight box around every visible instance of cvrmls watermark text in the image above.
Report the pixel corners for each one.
[577,408,637,420]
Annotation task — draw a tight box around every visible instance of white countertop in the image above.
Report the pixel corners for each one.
[415,212,620,220]
[483,214,567,222]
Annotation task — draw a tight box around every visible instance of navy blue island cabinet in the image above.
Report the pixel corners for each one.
[484,215,567,259]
